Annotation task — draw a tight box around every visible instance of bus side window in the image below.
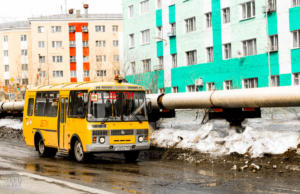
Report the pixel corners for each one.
[27,98,34,116]
[69,90,88,118]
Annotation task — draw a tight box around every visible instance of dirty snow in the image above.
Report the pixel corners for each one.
[0,119,22,130]
[152,109,300,158]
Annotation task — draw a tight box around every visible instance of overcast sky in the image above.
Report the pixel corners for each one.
[0,0,122,22]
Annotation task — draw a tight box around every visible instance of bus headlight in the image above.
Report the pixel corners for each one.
[138,136,144,143]
[99,136,105,144]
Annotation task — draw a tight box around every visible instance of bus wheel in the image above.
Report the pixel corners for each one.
[74,140,85,162]
[37,138,57,157]
[124,151,140,162]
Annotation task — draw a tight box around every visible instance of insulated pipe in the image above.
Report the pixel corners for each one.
[147,86,300,109]
[1,101,24,112]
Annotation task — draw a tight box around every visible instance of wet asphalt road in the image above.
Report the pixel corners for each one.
[0,140,300,194]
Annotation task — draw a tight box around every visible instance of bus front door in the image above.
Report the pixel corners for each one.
[59,97,68,149]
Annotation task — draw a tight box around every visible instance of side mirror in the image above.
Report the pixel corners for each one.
[146,101,153,114]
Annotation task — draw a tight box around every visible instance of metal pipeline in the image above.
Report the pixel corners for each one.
[0,101,24,112]
[147,86,300,109]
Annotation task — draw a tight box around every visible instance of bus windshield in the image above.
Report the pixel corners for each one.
[87,91,147,122]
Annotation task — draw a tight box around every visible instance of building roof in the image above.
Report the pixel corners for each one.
[0,21,30,31]
[29,81,144,91]
[28,13,123,22]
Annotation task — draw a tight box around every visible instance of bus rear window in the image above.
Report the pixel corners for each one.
[34,92,59,117]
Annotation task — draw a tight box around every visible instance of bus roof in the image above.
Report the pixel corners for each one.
[28,81,145,91]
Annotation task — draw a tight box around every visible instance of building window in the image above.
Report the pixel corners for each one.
[21,49,27,56]
[243,78,258,88]
[207,82,215,91]
[4,65,9,72]
[113,40,119,47]
[38,41,45,48]
[40,71,46,78]
[267,0,276,11]
[51,26,62,33]
[294,73,300,85]
[129,33,135,48]
[224,80,233,90]
[70,71,76,77]
[95,25,105,32]
[186,50,197,65]
[52,41,62,48]
[53,70,63,78]
[96,55,106,62]
[3,35,8,42]
[113,55,119,62]
[223,43,232,59]
[97,70,107,77]
[271,75,279,87]
[3,50,8,56]
[83,56,89,62]
[131,61,136,74]
[83,41,89,47]
[206,47,214,62]
[141,29,150,45]
[205,12,212,28]
[5,80,9,86]
[52,56,63,63]
[82,25,88,32]
[242,39,257,56]
[185,17,196,33]
[38,26,44,33]
[241,1,255,20]
[293,30,300,48]
[22,64,28,71]
[159,88,165,93]
[140,0,150,14]
[112,25,118,32]
[69,26,75,32]
[269,35,278,51]
[157,26,162,39]
[114,70,120,75]
[69,41,76,47]
[142,59,151,72]
[158,56,163,67]
[186,85,198,92]
[21,35,27,42]
[128,5,134,18]
[22,79,28,85]
[172,87,178,93]
[84,70,90,77]
[157,0,162,9]
[96,40,106,47]
[172,54,177,68]
[292,0,300,7]
[39,56,45,63]
[70,56,76,62]
[223,8,230,24]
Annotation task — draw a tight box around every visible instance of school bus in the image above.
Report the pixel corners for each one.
[23,79,150,162]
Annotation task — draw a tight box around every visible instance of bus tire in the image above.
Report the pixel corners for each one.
[36,137,57,158]
[124,151,140,162]
[73,140,86,162]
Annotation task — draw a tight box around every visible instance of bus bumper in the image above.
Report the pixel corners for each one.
[86,143,150,153]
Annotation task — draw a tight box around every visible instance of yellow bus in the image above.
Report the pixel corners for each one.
[23,79,150,162]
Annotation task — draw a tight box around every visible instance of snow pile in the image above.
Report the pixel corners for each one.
[0,119,23,130]
[151,110,300,158]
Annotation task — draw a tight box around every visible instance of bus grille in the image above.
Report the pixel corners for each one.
[136,129,148,135]
[92,130,108,136]
[111,130,134,136]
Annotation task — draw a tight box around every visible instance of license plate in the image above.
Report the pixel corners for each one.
[115,146,131,151]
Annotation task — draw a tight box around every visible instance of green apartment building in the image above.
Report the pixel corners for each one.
[123,0,300,93]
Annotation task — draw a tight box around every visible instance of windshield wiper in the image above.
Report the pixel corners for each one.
[129,102,145,123]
